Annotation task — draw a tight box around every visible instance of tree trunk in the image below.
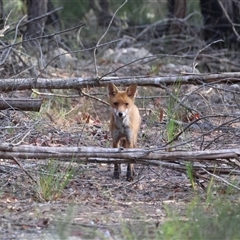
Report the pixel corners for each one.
[167,0,187,34]
[23,0,48,50]
[200,0,240,47]
[45,0,61,30]
[90,0,119,26]
[0,0,3,27]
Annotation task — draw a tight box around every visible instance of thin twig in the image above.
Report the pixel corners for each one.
[5,7,63,35]
[217,0,240,40]
[80,90,109,106]
[32,89,79,98]
[161,114,240,150]
[93,0,128,77]
[36,38,121,80]
[192,39,224,73]
[99,55,157,79]
[0,15,27,65]
[12,129,32,146]
[0,23,85,52]
[33,83,109,106]
[11,156,37,183]
[202,168,240,191]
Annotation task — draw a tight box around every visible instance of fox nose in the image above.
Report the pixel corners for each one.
[118,112,123,118]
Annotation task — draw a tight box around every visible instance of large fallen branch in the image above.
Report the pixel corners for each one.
[0,143,240,174]
[1,72,240,91]
[0,98,42,111]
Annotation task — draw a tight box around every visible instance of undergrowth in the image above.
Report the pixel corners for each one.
[92,173,240,240]
[36,160,75,201]
[115,194,240,240]
[160,198,240,240]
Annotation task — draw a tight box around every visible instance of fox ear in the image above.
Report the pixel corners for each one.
[126,84,137,98]
[107,83,119,96]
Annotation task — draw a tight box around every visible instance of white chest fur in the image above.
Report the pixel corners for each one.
[112,112,132,142]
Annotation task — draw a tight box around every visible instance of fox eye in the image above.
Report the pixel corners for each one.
[125,103,129,106]
[113,102,118,106]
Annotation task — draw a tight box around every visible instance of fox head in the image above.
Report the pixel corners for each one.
[108,83,137,119]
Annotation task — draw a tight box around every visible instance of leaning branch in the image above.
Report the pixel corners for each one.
[1,72,240,91]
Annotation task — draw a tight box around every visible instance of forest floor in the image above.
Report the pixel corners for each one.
[1,46,240,239]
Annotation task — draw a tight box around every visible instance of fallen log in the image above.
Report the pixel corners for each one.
[1,72,240,91]
[0,98,42,111]
[0,143,239,168]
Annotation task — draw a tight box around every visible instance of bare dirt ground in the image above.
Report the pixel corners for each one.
[1,57,240,239]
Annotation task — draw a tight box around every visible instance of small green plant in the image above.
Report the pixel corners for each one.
[206,174,215,204]
[166,83,182,145]
[119,220,156,240]
[122,223,136,240]
[55,204,76,240]
[160,199,240,240]
[111,180,240,240]
[55,204,108,239]
[186,162,196,190]
[37,160,75,201]
[166,118,176,143]
[149,64,161,75]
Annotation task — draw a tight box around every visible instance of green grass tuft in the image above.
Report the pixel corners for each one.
[36,160,75,201]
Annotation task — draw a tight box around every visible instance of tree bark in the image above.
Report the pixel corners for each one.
[45,0,60,30]
[23,0,48,50]
[167,0,187,34]
[0,0,4,28]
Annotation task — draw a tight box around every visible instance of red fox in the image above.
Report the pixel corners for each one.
[107,82,141,181]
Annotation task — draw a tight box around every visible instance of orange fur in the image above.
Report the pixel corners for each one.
[107,82,141,181]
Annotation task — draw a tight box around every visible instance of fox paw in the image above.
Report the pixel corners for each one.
[126,174,134,182]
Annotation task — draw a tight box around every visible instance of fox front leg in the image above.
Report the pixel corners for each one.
[113,163,121,179]
[126,163,135,181]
